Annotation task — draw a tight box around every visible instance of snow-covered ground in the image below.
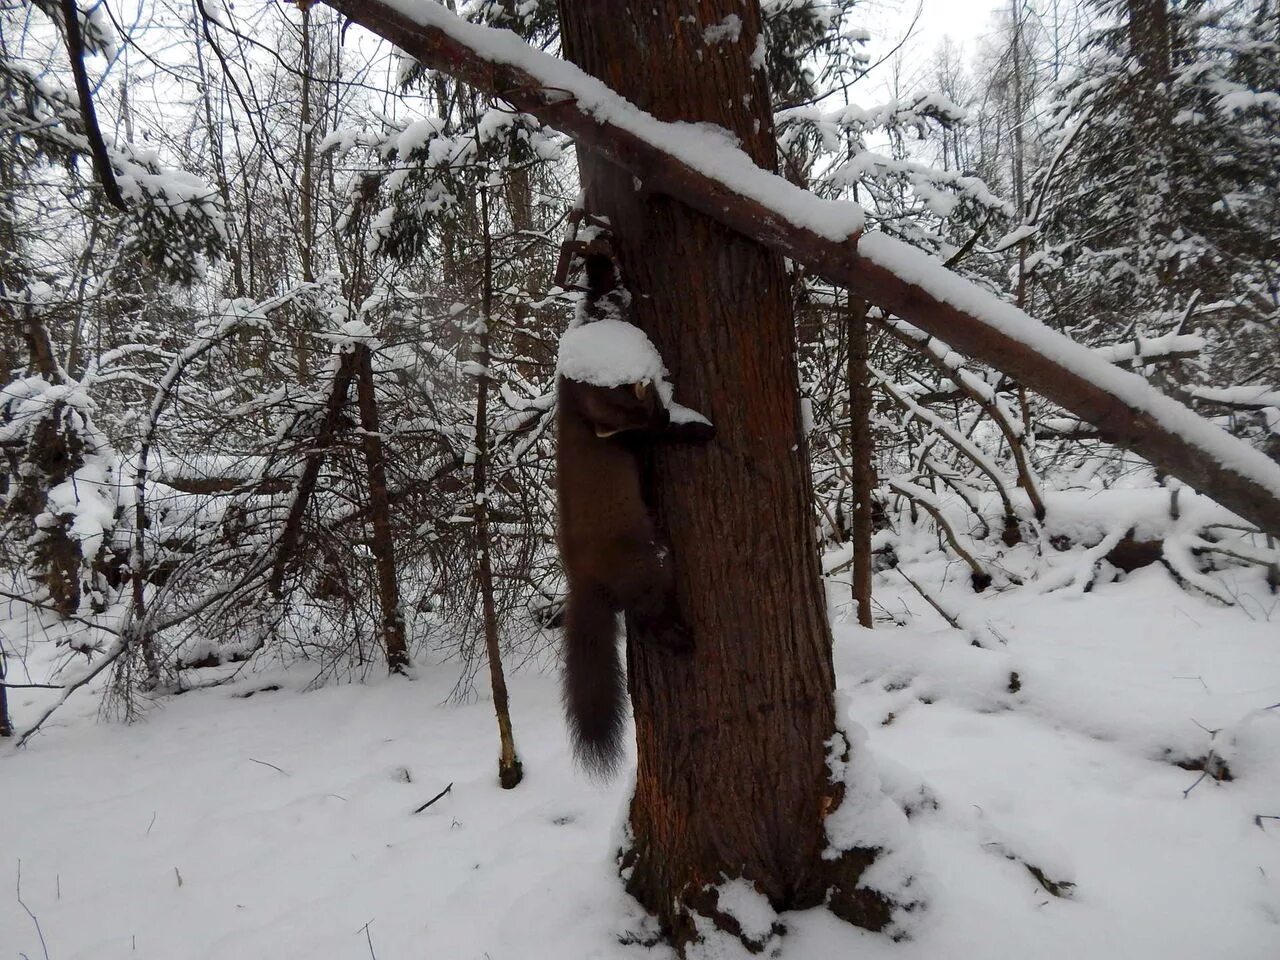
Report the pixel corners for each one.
[4,563,1279,959]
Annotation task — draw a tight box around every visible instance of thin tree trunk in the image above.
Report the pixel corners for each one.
[296,6,317,381]
[559,1,888,949]
[193,17,246,297]
[473,186,523,789]
[0,643,12,737]
[299,6,316,285]
[847,296,874,628]
[63,218,102,379]
[353,344,410,674]
[131,332,245,685]
[1010,0,1030,311]
[269,350,358,595]
[1127,0,1172,84]
[59,0,125,209]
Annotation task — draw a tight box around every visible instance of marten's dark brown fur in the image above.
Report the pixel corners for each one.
[557,375,696,776]
[555,238,713,775]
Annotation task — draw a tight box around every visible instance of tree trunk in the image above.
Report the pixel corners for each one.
[353,344,411,674]
[473,186,523,789]
[269,349,358,596]
[1127,0,1171,85]
[295,6,317,382]
[22,305,59,381]
[847,297,874,628]
[558,1,887,949]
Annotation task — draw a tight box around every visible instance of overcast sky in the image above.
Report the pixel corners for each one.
[873,0,1005,82]
[832,0,1002,112]
[900,0,1005,52]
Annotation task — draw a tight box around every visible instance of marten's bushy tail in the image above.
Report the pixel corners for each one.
[563,583,625,778]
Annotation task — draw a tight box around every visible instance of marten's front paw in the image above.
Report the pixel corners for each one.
[667,419,715,444]
[664,404,714,444]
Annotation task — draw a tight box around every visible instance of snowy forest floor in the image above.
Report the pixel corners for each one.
[4,562,1280,959]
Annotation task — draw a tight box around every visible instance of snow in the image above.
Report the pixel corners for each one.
[1217,89,1280,114]
[377,0,863,240]
[556,318,667,390]
[989,223,1039,252]
[6,546,1279,959]
[669,402,713,428]
[824,703,926,937]
[393,116,447,156]
[1090,332,1205,365]
[323,319,379,352]
[709,878,774,943]
[702,15,743,46]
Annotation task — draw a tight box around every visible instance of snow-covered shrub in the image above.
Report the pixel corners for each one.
[0,376,121,615]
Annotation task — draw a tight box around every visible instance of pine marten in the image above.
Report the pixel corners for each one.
[556,249,710,777]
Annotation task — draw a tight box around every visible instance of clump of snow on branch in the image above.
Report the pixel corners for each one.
[0,58,226,284]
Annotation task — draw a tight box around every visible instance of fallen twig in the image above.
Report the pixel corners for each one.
[16,859,52,960]
[895,567,961,630]
[360,920,378,959]
[247,757,288,776]
[413,782,454,814]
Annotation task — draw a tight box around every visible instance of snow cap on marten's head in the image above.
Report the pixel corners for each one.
[556,319,673,402]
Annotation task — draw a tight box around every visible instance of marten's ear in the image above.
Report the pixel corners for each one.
[634,380,649,400]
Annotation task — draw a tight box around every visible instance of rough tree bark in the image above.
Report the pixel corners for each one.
[558,1,887,949]
[1127,0,1172,85]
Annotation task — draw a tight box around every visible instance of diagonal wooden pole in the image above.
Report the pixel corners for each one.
[319,0,1280,536]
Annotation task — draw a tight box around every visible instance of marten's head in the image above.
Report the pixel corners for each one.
[560,377,669,438]
[582,251,617,299]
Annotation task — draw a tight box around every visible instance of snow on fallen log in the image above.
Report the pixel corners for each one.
[319,0,1280,536]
